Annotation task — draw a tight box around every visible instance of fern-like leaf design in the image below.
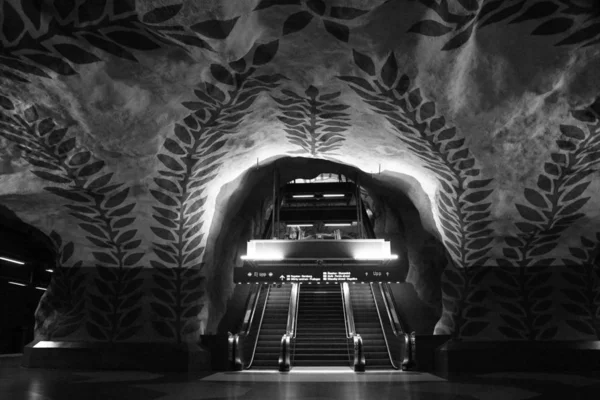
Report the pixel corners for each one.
[150,41,285,343]
[273,85,351,157]
[0,103,144,342]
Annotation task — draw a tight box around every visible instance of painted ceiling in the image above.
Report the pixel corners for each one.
[0,0,600,342]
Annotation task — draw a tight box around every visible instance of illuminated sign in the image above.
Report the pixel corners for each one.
[234,266,401,283]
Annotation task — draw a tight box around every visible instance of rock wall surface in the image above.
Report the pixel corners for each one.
[0,0,599,343]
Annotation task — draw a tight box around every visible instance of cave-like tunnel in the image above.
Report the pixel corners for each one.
[1,0,600,393]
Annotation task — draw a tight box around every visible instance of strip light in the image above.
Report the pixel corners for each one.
[8,281,26,287]
[288,224,313,227]
[241,255,284,261]
[324,223,352,227]
[35,286,46,291]
[292,194,314,198]
[0,256,25,265]
[323,194,345,198]
[354,254,399,260]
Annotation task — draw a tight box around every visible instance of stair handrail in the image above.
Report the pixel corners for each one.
[379,283,416,370]
[369,283,399,369]
[246,284,271,369]
[241,284,261,335]
[230,284,262,370]
[342,283,365,371]
[379,283,405,335]
[279,283,299,371]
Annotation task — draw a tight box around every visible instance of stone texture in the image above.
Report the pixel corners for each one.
[0,0,599,344]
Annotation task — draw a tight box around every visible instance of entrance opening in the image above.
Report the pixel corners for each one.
[208,157,448,371]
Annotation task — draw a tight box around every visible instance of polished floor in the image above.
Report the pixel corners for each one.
[2,360,600,400]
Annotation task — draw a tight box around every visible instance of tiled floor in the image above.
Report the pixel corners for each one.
[2,362,600,400]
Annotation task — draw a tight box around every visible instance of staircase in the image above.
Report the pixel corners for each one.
[251,284,292,369]
[349,284,392,369]
[293,284,350,366]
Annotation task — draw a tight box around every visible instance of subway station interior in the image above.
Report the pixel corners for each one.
[2,0,600,399]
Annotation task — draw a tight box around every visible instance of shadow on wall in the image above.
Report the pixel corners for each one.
[202,156,446,332]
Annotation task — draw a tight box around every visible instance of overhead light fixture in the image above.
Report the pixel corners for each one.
[0,256,25,265]
[288,224,313,227]
[241,254,284,261]
[353,254,399,260]
[324,223,352,227]
[323,194,345,198]
[292,194,314,198]
[35,286,46,291]
[8,281,26,287]
[45,269,54,273]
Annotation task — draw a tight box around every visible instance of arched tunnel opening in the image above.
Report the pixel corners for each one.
[204,156,447,339]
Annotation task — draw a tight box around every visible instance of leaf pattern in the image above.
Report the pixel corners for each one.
[149,42,284,342]
[339,50,497,339]
[274,85,350,157]
[0,104,144,342]
[34,232,86,339]
[0,2,236,83]
[408,0,600,50]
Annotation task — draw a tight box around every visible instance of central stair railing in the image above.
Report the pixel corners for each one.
[228,284,270,370]
[378,282,416,370]
[279,283,300,371]
[342,282,365,371]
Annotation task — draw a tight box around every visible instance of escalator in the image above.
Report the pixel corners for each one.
[349,283,392,369]
[251,284,293,368]
[293,284,349,366]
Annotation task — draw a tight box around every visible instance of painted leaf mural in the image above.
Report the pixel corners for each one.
[0,103,145,342]
[408,0,600,50]
[0,1,238,83]
[274,85,351,158]
[34,231,86,339]
[149,40,285,342]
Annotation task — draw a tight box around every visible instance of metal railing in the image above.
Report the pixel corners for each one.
[378,283,416,370]
[342,282,365,371]
[279,283,299,371]
[369,282,399,369]
[228,284,270,370]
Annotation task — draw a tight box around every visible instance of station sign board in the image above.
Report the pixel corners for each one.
[234,265,401,283]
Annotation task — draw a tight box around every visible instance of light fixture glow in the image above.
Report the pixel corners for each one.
[0,256,25,265]
[324,223,352,227]
[35,286,46,291]
[45,269,54,273]
[241,254,284,261]
[353,254,398,260]
[288,224,313,227]
[8,281,26,287]
[323,194,345,198]
[292,194,314,198]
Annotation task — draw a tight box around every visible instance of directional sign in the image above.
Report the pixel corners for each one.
[234,266,402,283]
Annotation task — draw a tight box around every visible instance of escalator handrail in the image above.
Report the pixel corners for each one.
[369,283,398,369]
[342,282,356,337]
[279,283,300,371]
[343,283,365,371]
[286,283,300,337]
[247,284,271,368]
[379,283,405,336]
[240,284,262,336]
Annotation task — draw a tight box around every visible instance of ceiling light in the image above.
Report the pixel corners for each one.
[35,286,46,291]
[45,269,54,273]
[0,256,25,265]
[353,254,398,260]
[288,224,313,227]
[8,281,26,287]
[241,254,284,261]
[323,194,345,198]
[292,194,314,198]
[324,223,352,227]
